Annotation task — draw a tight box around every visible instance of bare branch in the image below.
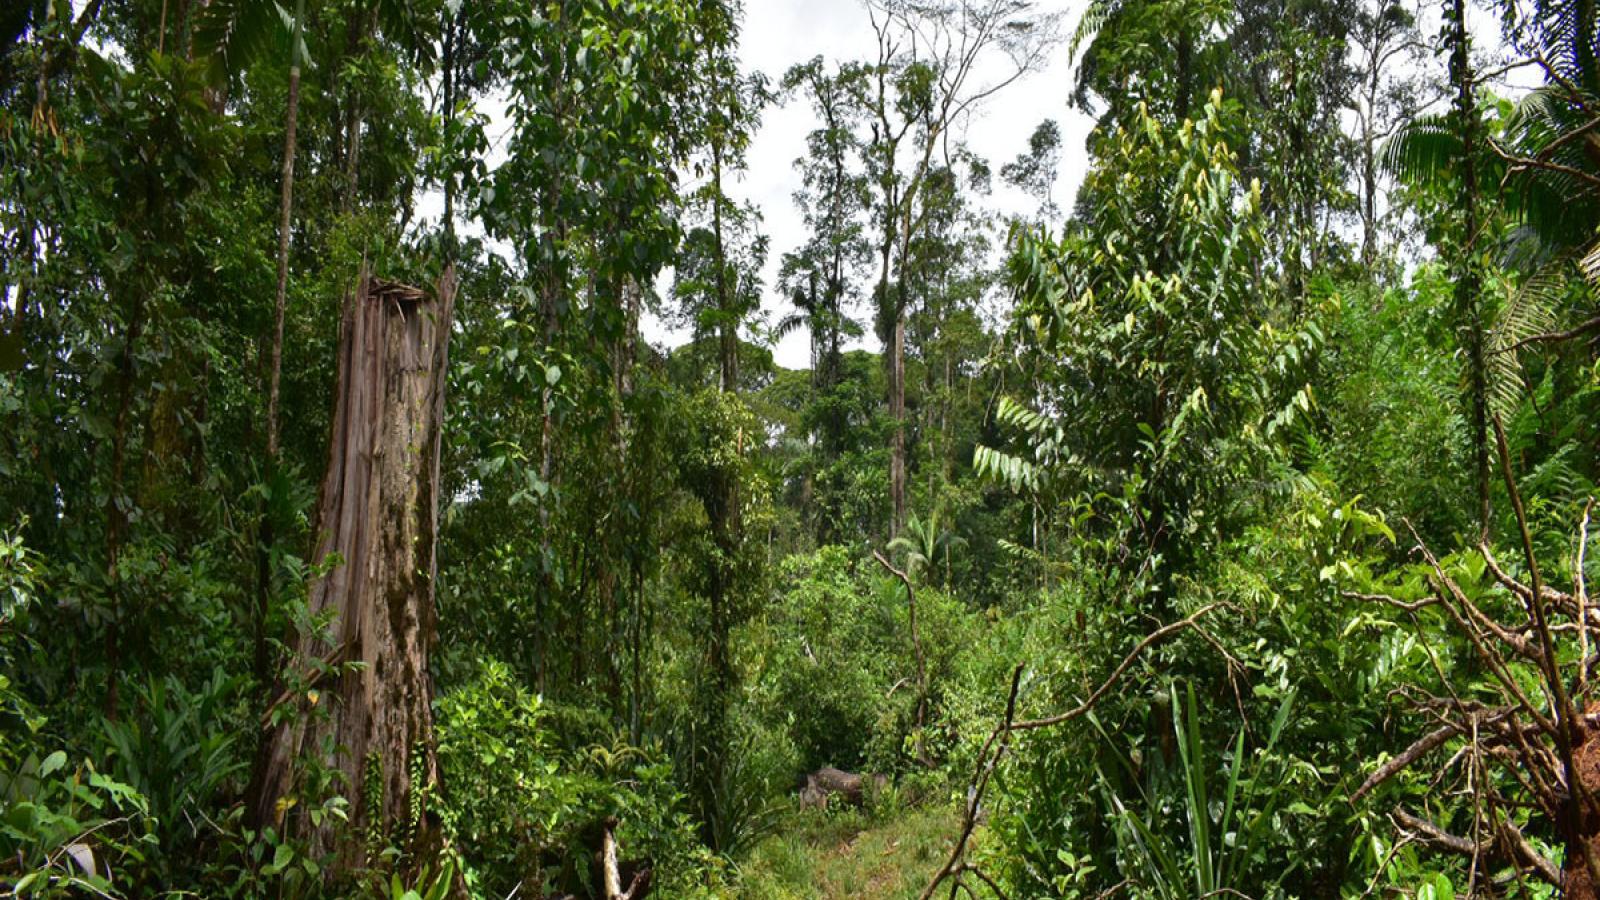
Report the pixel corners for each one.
[920,663,1024,900]
[1010,603,1220,732]
[1353,722,1468,803]
[1491,315,1600,357]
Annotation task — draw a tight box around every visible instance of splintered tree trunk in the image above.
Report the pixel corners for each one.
[249,265,457,874]
[1567,706,1600,897]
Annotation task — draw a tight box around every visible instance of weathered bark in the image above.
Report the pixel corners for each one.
[889,312,907,537]
[600,816,652,900]
[249,266,457,875]
[1566,705,1600,897]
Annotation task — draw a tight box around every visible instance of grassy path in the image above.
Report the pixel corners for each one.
[735,805,955,899]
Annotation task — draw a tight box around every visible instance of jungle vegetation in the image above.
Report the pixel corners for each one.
[4,0,1600,896]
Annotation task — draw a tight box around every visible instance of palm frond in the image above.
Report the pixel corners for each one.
[193,0,297,81]
[1381,117,1459,188]
[974,444,1044,492]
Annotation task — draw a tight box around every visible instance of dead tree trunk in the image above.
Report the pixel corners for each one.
[248,265,457,875]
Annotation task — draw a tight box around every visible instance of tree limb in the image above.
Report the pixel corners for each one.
[1010,603,1220,731]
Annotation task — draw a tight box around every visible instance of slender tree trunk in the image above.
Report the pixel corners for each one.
[265,0,304,468]
[1361,122,1378,267]
[532,66,570,693]
[1359,14,1382,268]
[876,175,900,539]
[1448,0,1490,531]
[249,267,457,875]
[699,55,742,848]
[103,289,147,719]
[339,7,375,213]
[256,0,305,689]
[713,140,737,392]
[889,309,907,536]
[1175,29,1194,123]
[440,12,458,251]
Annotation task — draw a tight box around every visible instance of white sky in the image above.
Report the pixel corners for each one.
[641,0,1089,370]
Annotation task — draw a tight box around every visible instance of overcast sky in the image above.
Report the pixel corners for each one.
[642,0,1089,369]
[427,1,1525,372]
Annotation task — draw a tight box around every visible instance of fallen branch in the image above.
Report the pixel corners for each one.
[919,664,1023,900]
[601,816,649,900]
[1352,723,1465,804]
[1391,808,1560,887]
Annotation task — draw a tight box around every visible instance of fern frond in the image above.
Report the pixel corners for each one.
[1488,262,1569,419]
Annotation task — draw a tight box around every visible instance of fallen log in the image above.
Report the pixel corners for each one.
[798,767,888,809]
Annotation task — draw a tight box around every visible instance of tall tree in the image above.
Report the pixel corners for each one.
[1348,0,1428,268]
[1448,0,1491,530]
[1001,118,1063,221]
[860,0,1058,537]
[779,56,869,537]
[670,1,769,844]
[256,0,307,690]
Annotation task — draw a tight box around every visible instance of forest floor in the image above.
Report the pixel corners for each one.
[735,804,955,899]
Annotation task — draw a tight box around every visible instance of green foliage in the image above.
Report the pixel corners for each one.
[435,658,716,897]
[0,753,153,896]
[1090,683,1300,898]
[985,90,1309,605]
[433,658,550,891]
[6,0,1600,895]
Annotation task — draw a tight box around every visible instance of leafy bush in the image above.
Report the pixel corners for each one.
[435,658,717,897]
[0,751,153,896]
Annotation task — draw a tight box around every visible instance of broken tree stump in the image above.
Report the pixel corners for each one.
[249,265,457,875]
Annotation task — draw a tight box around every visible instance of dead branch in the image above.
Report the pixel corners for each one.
[1492,315,1600,356]
[1353,722,1468,804]
[875,549,929,738]
[959,862,1012,900]
[920,664,1023,900]
[257,639,352,729]
[1486,137,1600,193]
[1010,603,1221,732]
[1344,589,1439,613]
[601,816,649,900]
[920,603,1219,900]
[1391,808,1561,887]
[1495,416,1600,889]
[1480,543,1576,609]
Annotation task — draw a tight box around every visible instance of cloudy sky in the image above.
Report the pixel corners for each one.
[431,1,1523,372]
[644,0,1089,369]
